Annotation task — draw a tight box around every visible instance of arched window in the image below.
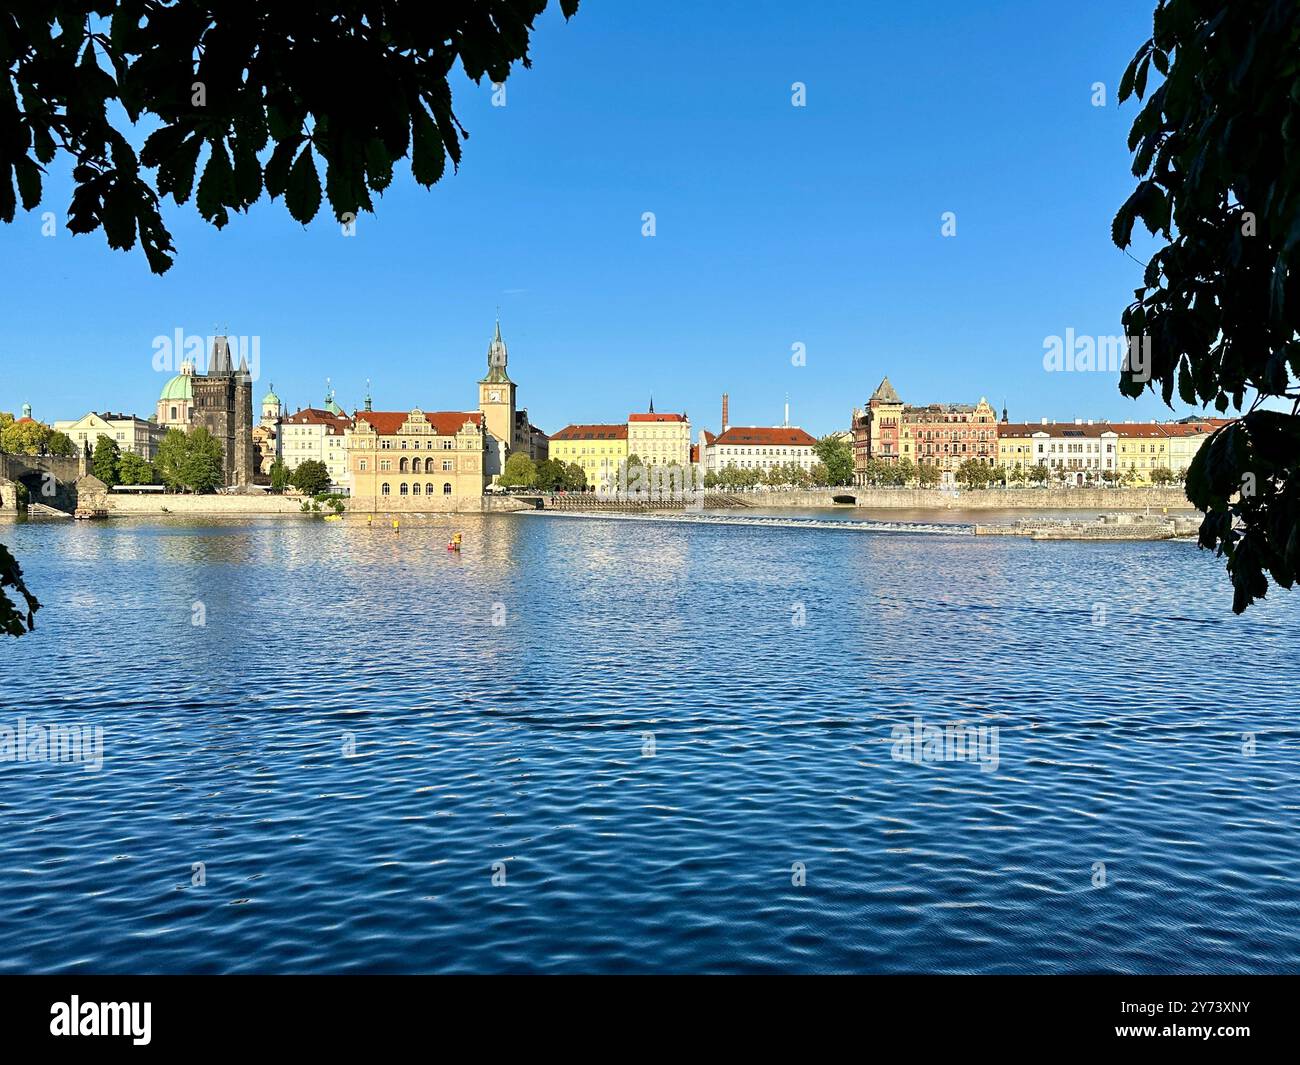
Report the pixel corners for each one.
[442,482,452,495]
[381,483,390,496]
[412,482,421,495]
[170,405,177,420]
[426,483,435,496]
[400,483,409,496]
[399,458,409,472]
[424,457,435,473]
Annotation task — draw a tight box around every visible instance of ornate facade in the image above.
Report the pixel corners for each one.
[852,377,996,483]
[348,409,487,508]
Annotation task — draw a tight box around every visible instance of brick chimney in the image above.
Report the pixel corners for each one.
[721,393,729,433]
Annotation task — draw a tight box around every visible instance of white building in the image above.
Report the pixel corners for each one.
[54,412,167,460]
[280,397,352,491]
[704,425,818,475]
[1036,419,1118,482]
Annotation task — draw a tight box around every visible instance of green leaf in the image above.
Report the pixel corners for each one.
[156,134,204,204]
[101,179,138,250]
[365,138,394,192]
[285,146,322,224]
[196,141,234,227]
[410,104,446,187]
[1111,192,1139,248]
[264,139,301,199]
[13,157,42,211]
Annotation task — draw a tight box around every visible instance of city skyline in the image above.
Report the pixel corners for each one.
[0,0,1222,434]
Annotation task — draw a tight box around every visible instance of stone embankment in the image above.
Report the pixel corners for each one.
[90,493,532,517]
[974,512,1201,540]
[734,487,1195,510]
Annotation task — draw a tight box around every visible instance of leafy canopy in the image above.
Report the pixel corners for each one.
[497,452,536,488]
[2,1,580,273]
[290,458,331,496]
[1114,0,1300,612]
[813,435,855,486]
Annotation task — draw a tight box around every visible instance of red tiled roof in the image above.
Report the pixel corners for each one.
[551,423,628,441]
[629,412,687,423]
[701,429,717,445]
[713,426,818,447]
[1109,423,1169,438]
[355,410,483,436]
[284,408,352,433]
[690,443,700,463]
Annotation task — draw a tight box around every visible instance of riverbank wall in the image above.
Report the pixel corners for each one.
[743,487,1195,510]
[94,494,533,517]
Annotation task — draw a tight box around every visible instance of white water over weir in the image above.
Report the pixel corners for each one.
[527,510,975,536]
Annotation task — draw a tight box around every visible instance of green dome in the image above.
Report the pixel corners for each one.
[159,372,193,402]
[262,385,280,407]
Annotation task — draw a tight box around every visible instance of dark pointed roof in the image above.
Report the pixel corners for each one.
[870,376,900,404]
[210,335,233,375]
[482,319,511,384]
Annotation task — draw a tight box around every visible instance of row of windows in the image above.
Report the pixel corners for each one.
[358,458,456,472]
[374,438,456,450]
[908,443,995,454]
[911,430,994,441]
[380,482,453,496]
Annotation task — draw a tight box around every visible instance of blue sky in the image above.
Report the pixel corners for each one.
[2,0,1194,436]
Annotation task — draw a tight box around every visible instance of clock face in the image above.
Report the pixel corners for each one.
[488,390,500,402]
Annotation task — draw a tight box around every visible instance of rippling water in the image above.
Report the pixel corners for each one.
[1,514,1297,974]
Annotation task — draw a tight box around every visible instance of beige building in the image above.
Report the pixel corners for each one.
[54,411,166,460]
[348,408,487,508]
[627,407,690,468]
[549,424,628,491]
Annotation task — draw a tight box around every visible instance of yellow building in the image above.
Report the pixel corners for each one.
[626,408,690,468]
[348,408,487,508]
[996,423,1041,473]
[549,424,628,490]
[1112,423,1171,483]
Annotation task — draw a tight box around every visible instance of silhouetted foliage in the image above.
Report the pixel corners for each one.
[1115,0,1300,612]
[2,1,580,273]
[0,543,39,637]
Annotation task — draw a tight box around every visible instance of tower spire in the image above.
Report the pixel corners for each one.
[484,318,510,382]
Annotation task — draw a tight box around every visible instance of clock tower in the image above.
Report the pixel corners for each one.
[479,319,516,480]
